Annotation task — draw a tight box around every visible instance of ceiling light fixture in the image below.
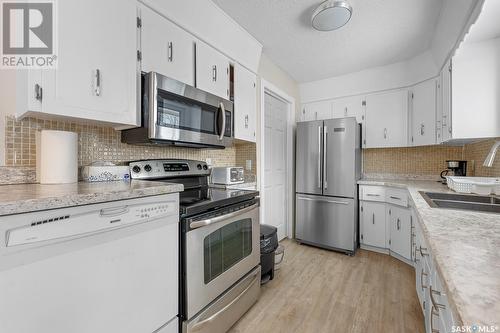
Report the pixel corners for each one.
[312,0,352,31]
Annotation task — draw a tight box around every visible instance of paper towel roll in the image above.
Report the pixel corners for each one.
[38,130,78,184]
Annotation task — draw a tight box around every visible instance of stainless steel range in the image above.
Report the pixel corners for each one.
[129,159,261,333]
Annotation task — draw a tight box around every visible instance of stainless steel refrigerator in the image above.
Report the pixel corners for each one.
[295,117,361,254]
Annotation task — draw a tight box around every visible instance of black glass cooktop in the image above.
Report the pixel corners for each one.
[179,186,258,217]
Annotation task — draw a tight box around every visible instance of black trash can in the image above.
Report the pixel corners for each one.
[260,224,278,283]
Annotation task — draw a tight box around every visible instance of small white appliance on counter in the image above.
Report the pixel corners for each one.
[211,166,245,185]
[36,130,78,184]
[0,194,180,333]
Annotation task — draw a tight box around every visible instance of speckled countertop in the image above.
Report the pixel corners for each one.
[0,180,183,217]
[359,178,500,327]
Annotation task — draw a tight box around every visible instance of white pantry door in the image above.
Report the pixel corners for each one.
[264,93,288,240]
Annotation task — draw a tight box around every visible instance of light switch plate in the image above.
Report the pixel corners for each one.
[246,160,252,171]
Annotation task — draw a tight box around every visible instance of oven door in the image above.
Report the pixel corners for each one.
[147,72,233,148]
[185,202,260,319]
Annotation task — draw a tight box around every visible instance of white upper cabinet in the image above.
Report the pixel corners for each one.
[234,64,257,142]
[300,100,332,122]
[364,90,408,148]
[18,0,139,127]
[332,95,365,124]
[439,60,453,143]
[139,5,195,86]
[195,42,230,100]
[451,37,500,140]
[410,79,437,146]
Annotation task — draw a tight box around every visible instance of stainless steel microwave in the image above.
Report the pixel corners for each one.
[122,72,233,148]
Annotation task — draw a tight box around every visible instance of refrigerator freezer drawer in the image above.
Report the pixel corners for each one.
[295,194,355,252]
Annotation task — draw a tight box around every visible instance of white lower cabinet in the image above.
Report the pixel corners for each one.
[387,205,412,260]
[360,201,386,248]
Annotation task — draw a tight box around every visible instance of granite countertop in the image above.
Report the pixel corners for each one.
[210,182,257,190]
[0,180,184,217]
[359,178,500,327]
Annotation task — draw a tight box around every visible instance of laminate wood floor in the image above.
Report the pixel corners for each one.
[229,239,425,333]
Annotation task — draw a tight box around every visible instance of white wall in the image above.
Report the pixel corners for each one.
[430,0,484,69]
[299,51,438,104]
[141,0,262,72]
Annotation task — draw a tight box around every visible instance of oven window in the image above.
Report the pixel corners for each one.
[157,90,218,134]
[203,218,252,284]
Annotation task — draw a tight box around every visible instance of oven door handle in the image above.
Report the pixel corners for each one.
[189,203,258,230]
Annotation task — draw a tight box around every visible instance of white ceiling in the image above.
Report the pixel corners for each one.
[212,0,444,83]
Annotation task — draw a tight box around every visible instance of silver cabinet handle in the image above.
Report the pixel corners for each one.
[384,128,387,139]
[397,218,401,230]
[420,123,425,136]
[372,213,375,224]
[366,193,380,197]
[218,102,226,141]
[431,306,440,333]
[212,65,217,82]
[344,107,348,116]
[442,115,447,127]
[420,269,428,291]
[34,83,42,101]
[168,41,173,62]
[244,114,249,128]
[389,196,401,200]
[189,203,258,229]
[323,126,328,189]
[318,126,322,189]
[430,286,446,310]
[297,197,349,205]
[420,245,429,257]
[94,69,101,96]
[191,268,259,331]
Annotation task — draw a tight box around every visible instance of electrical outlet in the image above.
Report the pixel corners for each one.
[245,159,252,171]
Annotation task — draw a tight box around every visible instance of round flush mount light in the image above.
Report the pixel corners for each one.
[312,0,353,31]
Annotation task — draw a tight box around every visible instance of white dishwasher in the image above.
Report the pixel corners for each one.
[0,193,179,333]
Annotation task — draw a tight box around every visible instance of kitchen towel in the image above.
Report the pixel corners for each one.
[37,130,78,184]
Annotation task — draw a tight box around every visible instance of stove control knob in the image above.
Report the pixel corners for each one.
[144,164,152,172]
[197,164,202,170]
[203,164,208,170]
[132,165,141,173]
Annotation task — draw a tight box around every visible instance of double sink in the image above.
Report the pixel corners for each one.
[420,191,500,214]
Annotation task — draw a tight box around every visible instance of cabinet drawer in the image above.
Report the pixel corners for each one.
[359,185,386,202]
[386,188,408,207]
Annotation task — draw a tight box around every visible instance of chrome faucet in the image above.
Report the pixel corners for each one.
[483,140,500,167]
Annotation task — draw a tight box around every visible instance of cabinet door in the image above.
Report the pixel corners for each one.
[388,205,412,260]
[195,42,230,99]
[42,0,138,126]
[360,201,386,248]
[302,100,332,121]
[331,95,365,123]
[411,79,437,146]
[234,64,257,142]
[364,90,408,148]
[140,5,195,86]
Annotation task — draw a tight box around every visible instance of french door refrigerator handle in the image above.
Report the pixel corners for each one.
[323,126,328,189]
[318,125,322,188]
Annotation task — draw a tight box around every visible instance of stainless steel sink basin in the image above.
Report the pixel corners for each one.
[420,191,500,214]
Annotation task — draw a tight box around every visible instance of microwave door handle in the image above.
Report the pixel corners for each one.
[218,102,226,141]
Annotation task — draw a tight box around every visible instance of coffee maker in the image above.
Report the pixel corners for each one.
[440,160,467,184]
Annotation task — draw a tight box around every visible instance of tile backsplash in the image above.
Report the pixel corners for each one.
[363,139,500,179]
[4,115,255,173]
